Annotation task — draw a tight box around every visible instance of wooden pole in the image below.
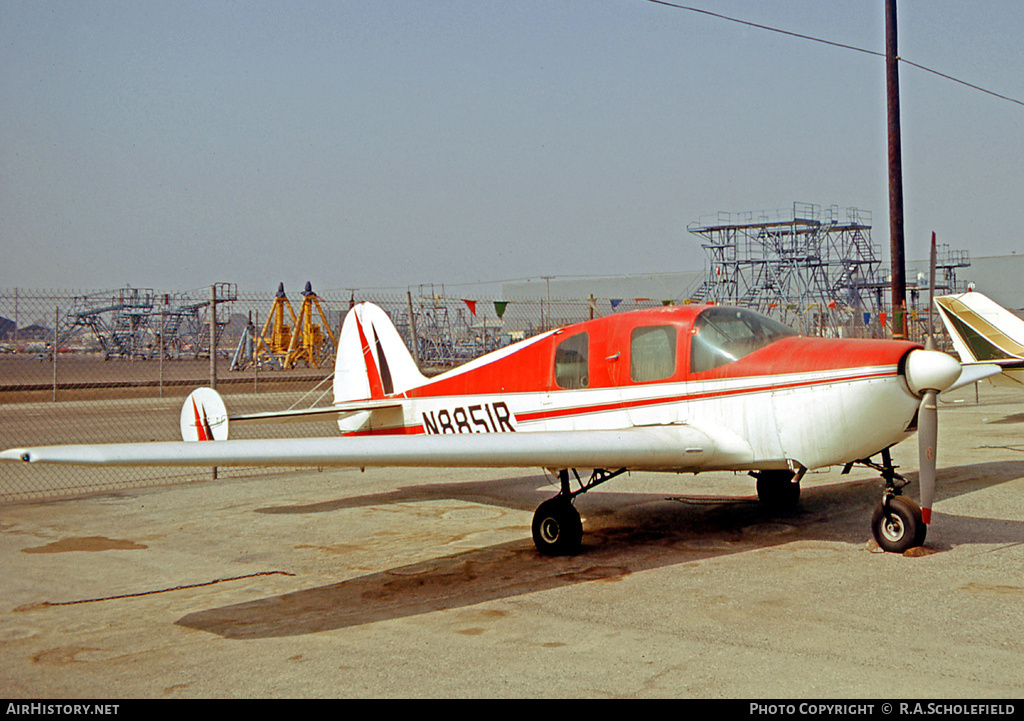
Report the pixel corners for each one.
[886,0,908,339]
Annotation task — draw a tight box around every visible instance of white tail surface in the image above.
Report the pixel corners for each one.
[935,291,1024,363]
[333,304,427,434]
[180,388,229,441]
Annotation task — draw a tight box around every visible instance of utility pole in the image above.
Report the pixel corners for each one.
[886,0,908,339]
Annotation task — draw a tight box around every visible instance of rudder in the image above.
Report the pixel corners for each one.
[334,302,427,404]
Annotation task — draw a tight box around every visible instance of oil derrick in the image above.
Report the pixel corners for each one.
[251,283,336,370]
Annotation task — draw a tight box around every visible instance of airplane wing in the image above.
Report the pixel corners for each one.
[0,425,753,473]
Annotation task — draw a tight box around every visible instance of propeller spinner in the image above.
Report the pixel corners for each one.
[872,348,961,552]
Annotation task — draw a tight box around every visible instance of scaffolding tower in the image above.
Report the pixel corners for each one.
[687,203,974,339]
[65,284,237,359]
[688,203,887,336]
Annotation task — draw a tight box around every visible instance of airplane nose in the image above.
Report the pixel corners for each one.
[903,348,962,396]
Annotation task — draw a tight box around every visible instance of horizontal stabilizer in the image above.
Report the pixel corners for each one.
[230,399,404,425]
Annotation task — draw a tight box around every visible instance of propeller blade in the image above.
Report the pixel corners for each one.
[918,389,938,524]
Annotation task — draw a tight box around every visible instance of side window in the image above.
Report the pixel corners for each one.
[555,333,589,389]
[631,325,677,382]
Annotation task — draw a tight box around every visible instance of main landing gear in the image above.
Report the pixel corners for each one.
[845,448,926,554]
[532,468,627,556]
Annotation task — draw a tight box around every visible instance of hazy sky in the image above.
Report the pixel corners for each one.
[2,1,1022,294]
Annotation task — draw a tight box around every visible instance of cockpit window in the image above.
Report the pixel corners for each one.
[631,325,677,382]
[690,307,796,373]
[555,332,589,389]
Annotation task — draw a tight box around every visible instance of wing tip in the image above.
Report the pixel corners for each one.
[0,448,31,463]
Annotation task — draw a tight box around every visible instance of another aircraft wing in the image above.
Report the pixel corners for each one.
[0,425,754,473]
[934,292,1024,365]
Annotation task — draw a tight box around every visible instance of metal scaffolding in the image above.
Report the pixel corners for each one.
[64,284,237,359]
[686,202,969,338]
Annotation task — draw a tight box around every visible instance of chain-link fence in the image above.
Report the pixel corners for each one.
[0,286,617,502]
[0,284,948,503]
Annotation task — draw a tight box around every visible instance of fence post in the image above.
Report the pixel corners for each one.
[159,305,164,398]
[52,304,59,402]
[209,285,218,481]
[407,290,421,370]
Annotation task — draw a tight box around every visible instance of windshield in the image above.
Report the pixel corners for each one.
[690,307,796,373]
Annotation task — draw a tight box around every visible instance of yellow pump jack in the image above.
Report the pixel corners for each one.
[255,282,337,369]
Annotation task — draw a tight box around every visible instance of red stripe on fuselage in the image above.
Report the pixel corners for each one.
[515,367,897,424]
[349,365,900,436]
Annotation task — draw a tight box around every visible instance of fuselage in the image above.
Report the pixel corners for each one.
[341,305,923,473]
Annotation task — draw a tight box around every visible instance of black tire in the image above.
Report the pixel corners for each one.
[532,498,583,556]
[755,470,800,510]
[871,495,926,553]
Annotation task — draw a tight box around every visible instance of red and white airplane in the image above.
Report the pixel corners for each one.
[2,302,985,555]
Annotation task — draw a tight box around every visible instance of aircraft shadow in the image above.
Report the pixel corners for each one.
[177,460,1024,640]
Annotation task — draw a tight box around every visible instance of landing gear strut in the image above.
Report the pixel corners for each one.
[531,468,626,556]
[847,448,926,553]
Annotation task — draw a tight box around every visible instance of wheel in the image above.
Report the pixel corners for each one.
[871,495,926,553]
[755,470,800,510]
[532,498,583,556]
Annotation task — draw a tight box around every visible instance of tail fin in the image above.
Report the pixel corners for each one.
[934,291,1024,364]
[334,302,427,404]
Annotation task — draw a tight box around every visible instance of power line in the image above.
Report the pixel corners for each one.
[646,0,1024,108]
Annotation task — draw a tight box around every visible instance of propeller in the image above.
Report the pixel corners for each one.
[904,347,961,525]
[918,231,940,524]
[917,387,938,524]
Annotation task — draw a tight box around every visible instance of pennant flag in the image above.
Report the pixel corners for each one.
[462,299,477,316]
[662,300,673,306]
[864,312,871,325]
[880,312,888,326]
[494,301,508,319]
[610,299,623,309]
[827,299,837,309]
